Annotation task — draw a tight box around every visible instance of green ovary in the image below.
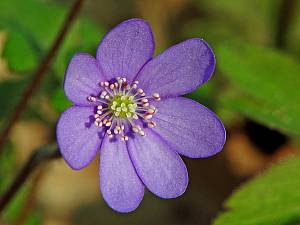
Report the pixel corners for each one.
[109,95,138,118]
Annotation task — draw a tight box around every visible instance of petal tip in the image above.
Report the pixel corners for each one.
[188,38,216,84]
[56,106,100,170]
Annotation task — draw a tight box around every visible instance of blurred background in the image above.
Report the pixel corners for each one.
[1,0,300,224]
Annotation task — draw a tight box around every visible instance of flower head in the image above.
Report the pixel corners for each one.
[56,18,226,213]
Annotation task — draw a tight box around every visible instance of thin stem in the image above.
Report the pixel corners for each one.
[0,0,85,155]
[275,0,296,49]
[0,145,61,215]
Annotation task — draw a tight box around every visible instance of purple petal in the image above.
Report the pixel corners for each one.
[56,106,102,170]
[100,137,144,213]
[152,97,226,158]
[136,38,215,97]
[127,129,188,199]
[64,53,105,106]
[96,18,154,83]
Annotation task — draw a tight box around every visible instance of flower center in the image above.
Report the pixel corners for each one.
[109,95,137,118]
[87,77,160,141]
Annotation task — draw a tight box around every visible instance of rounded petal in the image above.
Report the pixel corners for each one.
[137,38,215,97]
[64,53,105,106]
[56,106,102,170]
[96,18,154,83]
[127,129,188,199]
[152,97,226,158]
[100,137,144,213]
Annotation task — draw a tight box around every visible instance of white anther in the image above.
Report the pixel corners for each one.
[97,105,103,110]
[121,135,129,141]
[104,81,109,87]
[153,93,160,98]
[142,103,150,107]
[147,108,155,114]
[94,114,100,118]
[94,121,102,127]
[88,96,96,102]
[137,88,144,94]
[139,130,145,136]
[114,128,119,134]
[153,93,161,101]
[97,110,103,115]
[132,126,139,133]
[148,121,157,127]
[150,106,158,114]
[143,113,153,120]
[108,134,114,139]
[105,121,112,127]
[141,99,148,103]
[107,130,112,135]
[105,95,110,100]
[110,84,115,89]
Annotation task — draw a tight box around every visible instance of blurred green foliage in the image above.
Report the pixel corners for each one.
[2,30,38,73]
[0,0,105,118]
[0,0,105,76]
[0,80,27,124]
[0,0,300,224]
[184,0,281,46]
[0,0,104,223]
[0,144,41,225]
[216,41,300,136]
[213,156,300,225]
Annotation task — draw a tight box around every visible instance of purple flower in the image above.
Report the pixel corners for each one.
[56,18,226,213]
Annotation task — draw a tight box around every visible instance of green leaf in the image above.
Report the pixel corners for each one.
[219,89,299,135]
[0,142,15,194]
[216,42,300,135]
[186,0,280,45]
[25,210,42,225]
[51,88,72,113]
[2,29,38,73]
[0,0,104,77]
[0,79,27,123]
[213,156,300,225]
[185,81,215,108]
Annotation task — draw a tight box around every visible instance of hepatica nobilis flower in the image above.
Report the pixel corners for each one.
[57,18,226,213]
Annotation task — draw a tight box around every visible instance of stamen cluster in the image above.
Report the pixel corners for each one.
[87,77,160,141]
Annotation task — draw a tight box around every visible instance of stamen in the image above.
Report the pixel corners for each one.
[89,77,160,141]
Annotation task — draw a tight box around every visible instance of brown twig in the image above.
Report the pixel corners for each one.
[0,146,61,215]
[0,0,85,154]
[13,169,44,225]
